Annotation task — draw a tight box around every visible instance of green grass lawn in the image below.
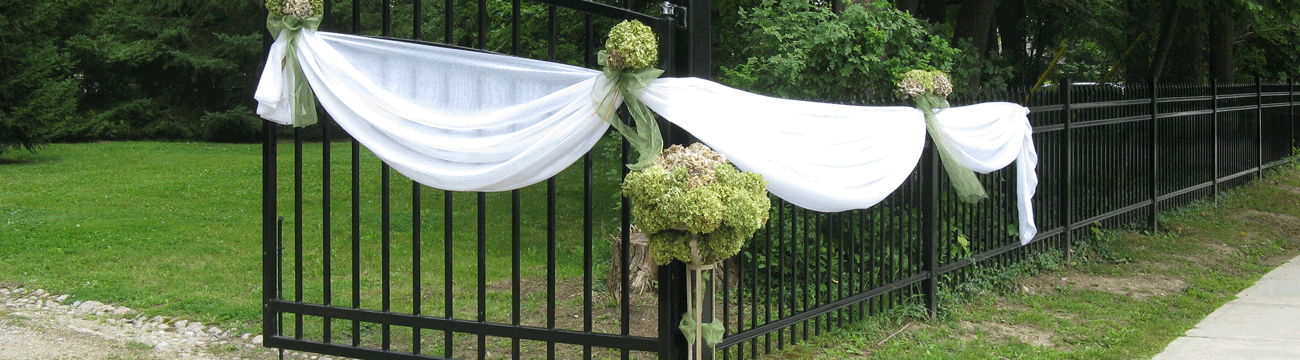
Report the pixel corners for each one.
[0,140,629,338]
[762,161,1300,359]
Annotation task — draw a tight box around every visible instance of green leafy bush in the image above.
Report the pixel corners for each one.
[719,0,964,100]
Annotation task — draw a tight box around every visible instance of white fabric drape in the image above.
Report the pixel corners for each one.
[638,79,1038,242]
[256,30,610,191]
[255,30,1040,244]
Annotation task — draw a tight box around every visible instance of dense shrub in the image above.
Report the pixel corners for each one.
[719,0,965,100]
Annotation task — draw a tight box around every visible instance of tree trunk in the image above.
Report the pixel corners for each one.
[1150,0,1182,81]
[1165,6,1204,82]
[606,226,657,298]
[921,0,947,24]
[995,0,1028,84]
[954,0,996,83]
[1125,0,1153,82]
[1209,8,1234,82]
[897,0,920,15]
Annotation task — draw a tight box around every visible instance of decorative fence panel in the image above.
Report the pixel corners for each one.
[260,0,708,358]
[259,2,1299,359]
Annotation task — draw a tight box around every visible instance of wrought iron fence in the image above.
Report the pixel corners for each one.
[260,1,1299,359]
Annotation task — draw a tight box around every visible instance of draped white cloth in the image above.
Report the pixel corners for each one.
[255,30,1040,244]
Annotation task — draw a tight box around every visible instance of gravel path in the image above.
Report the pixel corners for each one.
[0,286,334,360]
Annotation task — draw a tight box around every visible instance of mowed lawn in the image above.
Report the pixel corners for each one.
[2,142,267,326]
[0,140,628,334]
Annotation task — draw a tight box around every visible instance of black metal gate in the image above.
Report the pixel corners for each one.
[261,0,710,358]
[260,1,1300,359]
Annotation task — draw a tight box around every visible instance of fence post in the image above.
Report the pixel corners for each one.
[1211,78,1219,202]
[1291,79,1296,157]
[920,136,940,320]
[1148,76,1159,231]
[671,1,713,358]
[652,12,690,360]
[260,18,280,348]
[1257,77,1263,179]
[1060,79,1073,263]
[261,120,279,345]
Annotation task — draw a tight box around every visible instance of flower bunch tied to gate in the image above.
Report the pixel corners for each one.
[898,69,988,203]
[599,21,771,357]
[264,0,324,127]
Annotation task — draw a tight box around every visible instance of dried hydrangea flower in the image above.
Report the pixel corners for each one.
[897,77,926,98]
[268,0,323,18]
[661,143,728,188]
[897,69,954,99]
[605,20,658,70]
[932,72,953,97]
[604,50,627,72]
[284,0,314,18]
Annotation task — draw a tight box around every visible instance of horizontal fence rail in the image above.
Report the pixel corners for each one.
[261,2,1299,359]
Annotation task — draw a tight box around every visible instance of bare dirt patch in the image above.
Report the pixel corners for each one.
[1020,273,1186,300]
[1276,184,1300,196]
[1235,210,1300,236]
[959,321,1056,348]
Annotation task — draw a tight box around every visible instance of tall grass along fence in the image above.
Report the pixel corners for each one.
[258,0,1299,359]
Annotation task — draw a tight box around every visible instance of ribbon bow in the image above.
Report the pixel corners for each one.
[593,52,665,170]
[265,13,322,127]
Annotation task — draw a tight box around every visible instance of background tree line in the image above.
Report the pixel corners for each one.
[2,0,1298,154]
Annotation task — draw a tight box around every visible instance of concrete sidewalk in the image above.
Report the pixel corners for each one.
[1152,255,1300,360]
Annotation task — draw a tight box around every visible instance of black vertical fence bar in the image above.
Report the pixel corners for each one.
[546,178,557,359]
[413,0,422,41]
[294,128,304,339]
[349,1,363,349]
[322,120,333,344]
[582,12,594,360]
[921,140,938,320]
[620,122,632,360]
[800,208,809,342]
[1257,77,1264,179]
[443,190,454,358]
[412,182,422,354]
[1149,77,1159,229]
[511,0,520,55]
[776,200,785,350]
[583,153,594,360]
[381,164,392,350]
[382,0,391,36]
[476,192,487,360]
[261,122,278,346]
[351,138,361,347]
[511,189,522,357]
[1213,78,1220,200]
[1291,79,1296,154]
[477,0,486,48]
[444,0,454,43]
[1061,79,1073,263]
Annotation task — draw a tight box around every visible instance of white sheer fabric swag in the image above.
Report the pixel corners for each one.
[255,29,1040,244]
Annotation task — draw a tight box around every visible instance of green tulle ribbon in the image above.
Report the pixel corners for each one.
[595,51,665,170]
[267,13,322,127]
[914,94,989,203]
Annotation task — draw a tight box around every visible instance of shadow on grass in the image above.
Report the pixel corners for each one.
[0,153,59,165]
